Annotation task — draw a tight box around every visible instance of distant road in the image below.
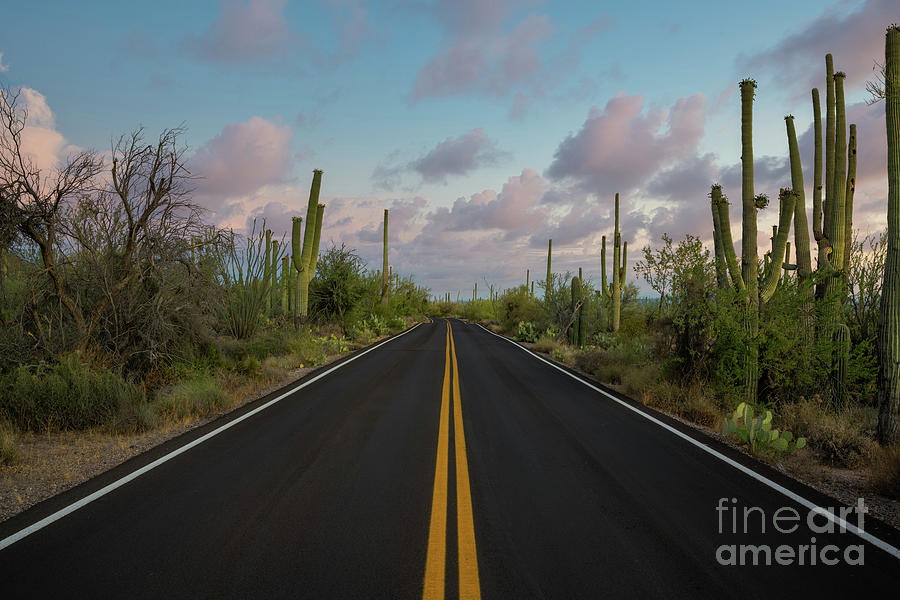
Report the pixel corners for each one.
[1,319,898,598]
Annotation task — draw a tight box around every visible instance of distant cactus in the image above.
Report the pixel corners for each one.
[264,230,272,315]
[382,209,389,304]
[601,194,628,332]
[878,25,900,444]
[545,239,552,299]
[570,275,581,346]
[281,255,289,314]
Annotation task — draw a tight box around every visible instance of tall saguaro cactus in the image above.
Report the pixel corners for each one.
[291,170,325,324]
[878,25,900,444]
[382,209,389,304]
[545,239,552,299]
[601,193,628,332]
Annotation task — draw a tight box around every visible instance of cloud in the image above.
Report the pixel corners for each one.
[373,128,507,189]
[15,87,77,174]
[738,0,894,95]
[411,1,552,101]
[545,93,706,196]
[0,52,9,72]
[183,0,299,63]
[189,116,293,222]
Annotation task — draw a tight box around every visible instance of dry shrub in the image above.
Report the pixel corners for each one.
[532,334,562,354]
[641,380,721,429]
[780,398,876,468]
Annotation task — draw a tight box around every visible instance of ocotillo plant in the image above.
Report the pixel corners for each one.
[545,239,552,299]
[878,25,900,444]
[291,170,325,325]
[382,209,389,304]
[601,193,628,332]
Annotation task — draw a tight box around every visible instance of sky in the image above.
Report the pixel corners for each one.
[0,0,895,297]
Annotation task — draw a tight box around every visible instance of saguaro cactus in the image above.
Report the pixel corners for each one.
[878,25,900,444]
[382,209,389,304]
[292,170,325,324]
[545,239,552,299]
[264,230,272,315]
[601,194,628,332]
[570,275,581,346]
[281,255,289,314]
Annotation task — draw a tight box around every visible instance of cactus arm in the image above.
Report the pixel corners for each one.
[600,235,610,298]
[711,188,729,288]
[713,185,745,291]
[824,55,836,240]
[812,88,824,243]
[785,116,812,279]
[829,72,848,282]
[761,189,797,302]
[310,204,324,277]
[739,80,758,302]
[843,123,857,274]
[620,241,627,282]
[281,255,289,313]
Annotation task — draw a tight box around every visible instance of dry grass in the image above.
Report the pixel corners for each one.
[641,380,722,429]
[531,334,562,353]
[870,444,900,499]
[0,423,17,466]
[780,398,877,468]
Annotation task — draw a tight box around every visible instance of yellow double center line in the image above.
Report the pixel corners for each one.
[423,321,481,600]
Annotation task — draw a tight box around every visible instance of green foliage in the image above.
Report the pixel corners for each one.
[724,402,806,455]
[0,355,147,431]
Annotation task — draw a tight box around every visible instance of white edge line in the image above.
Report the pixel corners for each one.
[0,323,423,552]
[476,323,900,561]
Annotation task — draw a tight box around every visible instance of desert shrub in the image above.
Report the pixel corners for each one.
[870,445,900,499]
[155,377,227,420]
[235,356,262,378]
[0,355,146,431]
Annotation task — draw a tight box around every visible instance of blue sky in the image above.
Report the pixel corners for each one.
[0,0,894,296]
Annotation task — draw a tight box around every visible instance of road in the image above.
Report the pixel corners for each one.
[1,318,898,598]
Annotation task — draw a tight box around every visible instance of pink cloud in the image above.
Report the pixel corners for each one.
[191,116,293,200]
[545,93,706,195]
[739,0,895,95]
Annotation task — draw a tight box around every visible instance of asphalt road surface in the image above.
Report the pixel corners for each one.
[1,319,899,598]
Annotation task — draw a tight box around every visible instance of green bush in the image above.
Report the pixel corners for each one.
[0,355,147,431]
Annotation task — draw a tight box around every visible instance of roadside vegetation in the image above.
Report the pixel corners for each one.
[429,34,900,500]
[0,90,427,466]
